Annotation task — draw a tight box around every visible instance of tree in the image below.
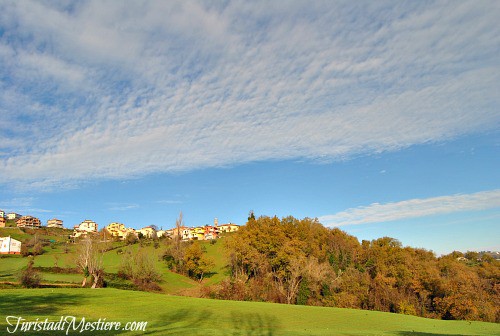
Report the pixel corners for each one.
[217,215,500,322]
[248,210,256,221]
[19,258,42,288]
[184,242,215,282]
[165,211,186,273]
[32,242,44,256]
[125,232,138,245]
[75,235,104,288]
[119,248,162,291]
[465,251,480,261]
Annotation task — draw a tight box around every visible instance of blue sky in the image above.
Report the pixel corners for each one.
[0,1,499,255]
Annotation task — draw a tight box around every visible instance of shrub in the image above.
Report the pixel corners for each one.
[19,259,42,288]
[118,250,162,291]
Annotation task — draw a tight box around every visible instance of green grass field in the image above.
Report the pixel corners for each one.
[0,288,498,336]
[0,236,227,294]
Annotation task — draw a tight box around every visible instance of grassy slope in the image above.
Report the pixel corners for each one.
[0,227,33,243]
[0,234,231,295]
[201,239,229,284]
[0,288,499,336]
[0,235,203,293]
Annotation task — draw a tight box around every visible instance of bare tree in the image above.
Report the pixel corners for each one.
[175,211,183,246]
[174,211,184,263]
[274,256,305,304]
[163,211,187,273]
[76,235,104,288]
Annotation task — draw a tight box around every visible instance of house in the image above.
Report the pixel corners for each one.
[156,230,167,238]
[192,227,206,240]
[16,216,42,228]
[203,225,218,240]
[0,217,5,228]
[105,222,136,240]
[167,226,186,239]
[6,213,22,220]
[138,226,156,239]
[72,219,98,238]
[0,236,22,254]
[181,228,190,240]
[0,210,5,218]
[47,218,64,228]
[75,219,98,232]
[218,223,240,233]
[179,225,219,241]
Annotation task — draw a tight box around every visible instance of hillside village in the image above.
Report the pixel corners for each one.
[0,209,239,255]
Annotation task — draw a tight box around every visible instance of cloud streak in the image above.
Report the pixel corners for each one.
[319,190,500,227]
[107,203,140,211]
[0,1,499,188]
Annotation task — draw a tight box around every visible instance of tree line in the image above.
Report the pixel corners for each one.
[204,215,499,322]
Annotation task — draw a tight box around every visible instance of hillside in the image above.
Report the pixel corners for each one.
[2,220,499,324]
[0,230,225,295]
[1,288,499,336]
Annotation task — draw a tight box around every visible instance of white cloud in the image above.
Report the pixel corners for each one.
[156,200,182,205]
[0,197,36,208]
[0,1,499,188]
[0,197,52,215]
[107,203,140,211]
[319,190,500,227]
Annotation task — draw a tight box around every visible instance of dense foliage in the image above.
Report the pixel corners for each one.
[163,239,215,282]
[209,216,499,322]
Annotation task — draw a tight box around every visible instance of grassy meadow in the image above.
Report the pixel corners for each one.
[0,230,208,293]
[1,288,499,336]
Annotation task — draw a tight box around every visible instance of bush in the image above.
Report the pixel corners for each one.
[20,244,31,257]
[32,242,44,256]
[19,259,42,288]
[125,233,138,245]
[118,249,162,291]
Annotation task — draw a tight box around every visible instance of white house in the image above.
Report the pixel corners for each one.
[0,210,5,218]
[138,226,156,239]
[0,236,22,254]
[6,213,22,220]
[156,230,168,238]
[75,219,98,232]
[72,219,98,238]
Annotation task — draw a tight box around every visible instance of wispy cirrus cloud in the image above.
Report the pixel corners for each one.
[107,203,140,211]
[0,1,499,189]
[319,190,500,227]
[0,197,53,215]
[156,200,183,205]
[0,197,36,209]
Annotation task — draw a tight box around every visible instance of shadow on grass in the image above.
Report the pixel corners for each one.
[226,311,281,336]
[142,308,213,335]
[143,308,281,336]
[201,271,217,279]
[396,332,469,336]
[0,291,85,316]
[0,291,90,336]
